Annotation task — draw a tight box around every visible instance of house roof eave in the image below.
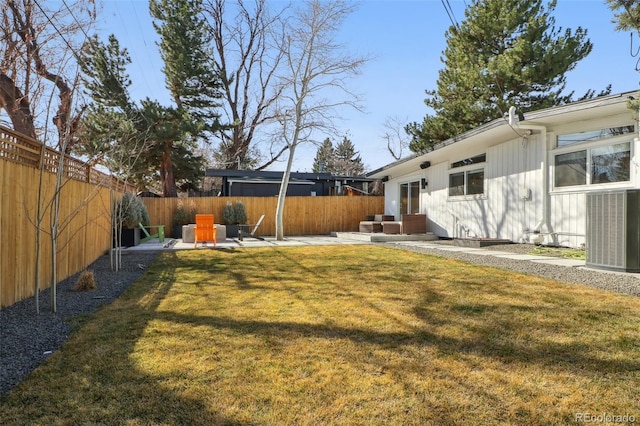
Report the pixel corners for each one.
[368,90,638,180]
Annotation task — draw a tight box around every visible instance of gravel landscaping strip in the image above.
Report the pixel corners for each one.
[383,241,640,297]
[1,251,157,398]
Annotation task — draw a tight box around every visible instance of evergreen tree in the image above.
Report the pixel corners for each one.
[78,35,205,194]
[333,137,365,176]
[312,138,335,172]
[607,0,640,111]
[149,0,225,195]
[77,35,140,178]
[149,0,224,123]
[607,0,640,31]
[408,0,598,152]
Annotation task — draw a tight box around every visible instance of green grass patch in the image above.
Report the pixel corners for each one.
[529,245,586,260]
[1,245,639,425]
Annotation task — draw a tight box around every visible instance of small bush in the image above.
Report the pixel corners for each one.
[223,201,247,225]
[115,193,149,228]
[234,201,247,224]
[74,270,97,291]
[223,201,236,225]
[173,199,196,226]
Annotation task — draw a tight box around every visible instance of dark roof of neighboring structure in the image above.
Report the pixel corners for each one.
[205,169,375,182]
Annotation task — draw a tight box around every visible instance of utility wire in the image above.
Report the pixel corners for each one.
[32,0,157,152]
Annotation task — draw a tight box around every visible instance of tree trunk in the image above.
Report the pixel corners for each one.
[0,74,37,139]
[161,141,178,197]
[275,143,297,240]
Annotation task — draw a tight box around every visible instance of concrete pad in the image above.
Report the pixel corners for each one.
[456,250,515,256]
[430,246,485,253]
[493,254,550,261]
[335,232,439,243]
[531,258,586,267]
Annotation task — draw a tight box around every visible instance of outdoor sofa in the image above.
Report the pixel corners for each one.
[359,214,395,233]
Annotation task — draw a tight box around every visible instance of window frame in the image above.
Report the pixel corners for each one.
[400,180,421,214]
[448,155,487,199]
[551,129,633,191]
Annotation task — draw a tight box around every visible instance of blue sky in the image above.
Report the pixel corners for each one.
[98,0,640,173]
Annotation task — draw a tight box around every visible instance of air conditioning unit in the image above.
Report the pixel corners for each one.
[586,189,640,272]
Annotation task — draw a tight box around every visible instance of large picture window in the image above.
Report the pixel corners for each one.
[554,126,632,189]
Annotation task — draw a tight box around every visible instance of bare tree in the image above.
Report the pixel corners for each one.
[0,0,97,313]
[0,0,93,150]
[204,0,289,170]
[273,0,368,240]
[382,115,410,161]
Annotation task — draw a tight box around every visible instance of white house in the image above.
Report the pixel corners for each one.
[368,91,639,249]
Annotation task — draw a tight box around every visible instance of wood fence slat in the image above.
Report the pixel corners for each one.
[0,127,127,310]
[143,195,384,237]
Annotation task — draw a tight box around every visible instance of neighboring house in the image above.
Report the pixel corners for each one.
[368,91,639,249]
[205,169,375,197]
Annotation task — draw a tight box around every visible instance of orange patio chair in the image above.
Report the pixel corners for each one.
[194,214,216,248]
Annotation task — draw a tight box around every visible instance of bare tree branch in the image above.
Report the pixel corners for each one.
[204,0,288,169]
[273,0,369,240]
[382,115,410,160]
[0,0,94,149]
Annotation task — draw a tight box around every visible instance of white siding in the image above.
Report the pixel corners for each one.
[377,96,639,248]
[422,135,544,241]
[383,179,399,218]
[422,162,452,236]
[549,192,586,248]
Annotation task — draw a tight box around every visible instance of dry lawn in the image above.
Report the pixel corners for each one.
[1,245,639,425]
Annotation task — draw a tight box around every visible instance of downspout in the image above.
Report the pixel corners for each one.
[508,107,552,244]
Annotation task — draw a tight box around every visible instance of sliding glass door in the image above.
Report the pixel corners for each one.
[400,181,420,214]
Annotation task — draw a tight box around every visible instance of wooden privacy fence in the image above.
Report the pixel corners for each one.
[144,196,385,237]
[0,126,126,310]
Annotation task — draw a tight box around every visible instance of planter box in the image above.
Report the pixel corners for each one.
[226,224,239,238]
[113,227,141,247]
[172,225,184,239]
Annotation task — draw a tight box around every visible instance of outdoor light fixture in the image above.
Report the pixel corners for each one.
[420,161,431,169]
[421,178,428,189]
[381,176,389,182]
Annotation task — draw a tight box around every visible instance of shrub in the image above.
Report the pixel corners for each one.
[223,201,247,225]
[234,201,247,224]
[223,201,236,225]
[115,192,149,228]
[173,199,196,226]
[74,270,97,291]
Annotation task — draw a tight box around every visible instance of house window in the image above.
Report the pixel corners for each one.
[467,169,485,194]
[400,181,420,214]
[449,172,465,196]
[554,126,633,188]
[557,126,634,147]
[449,153,486,197]
[591,143,630,184]
[451,153,486,168]
[554,150,587,187]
